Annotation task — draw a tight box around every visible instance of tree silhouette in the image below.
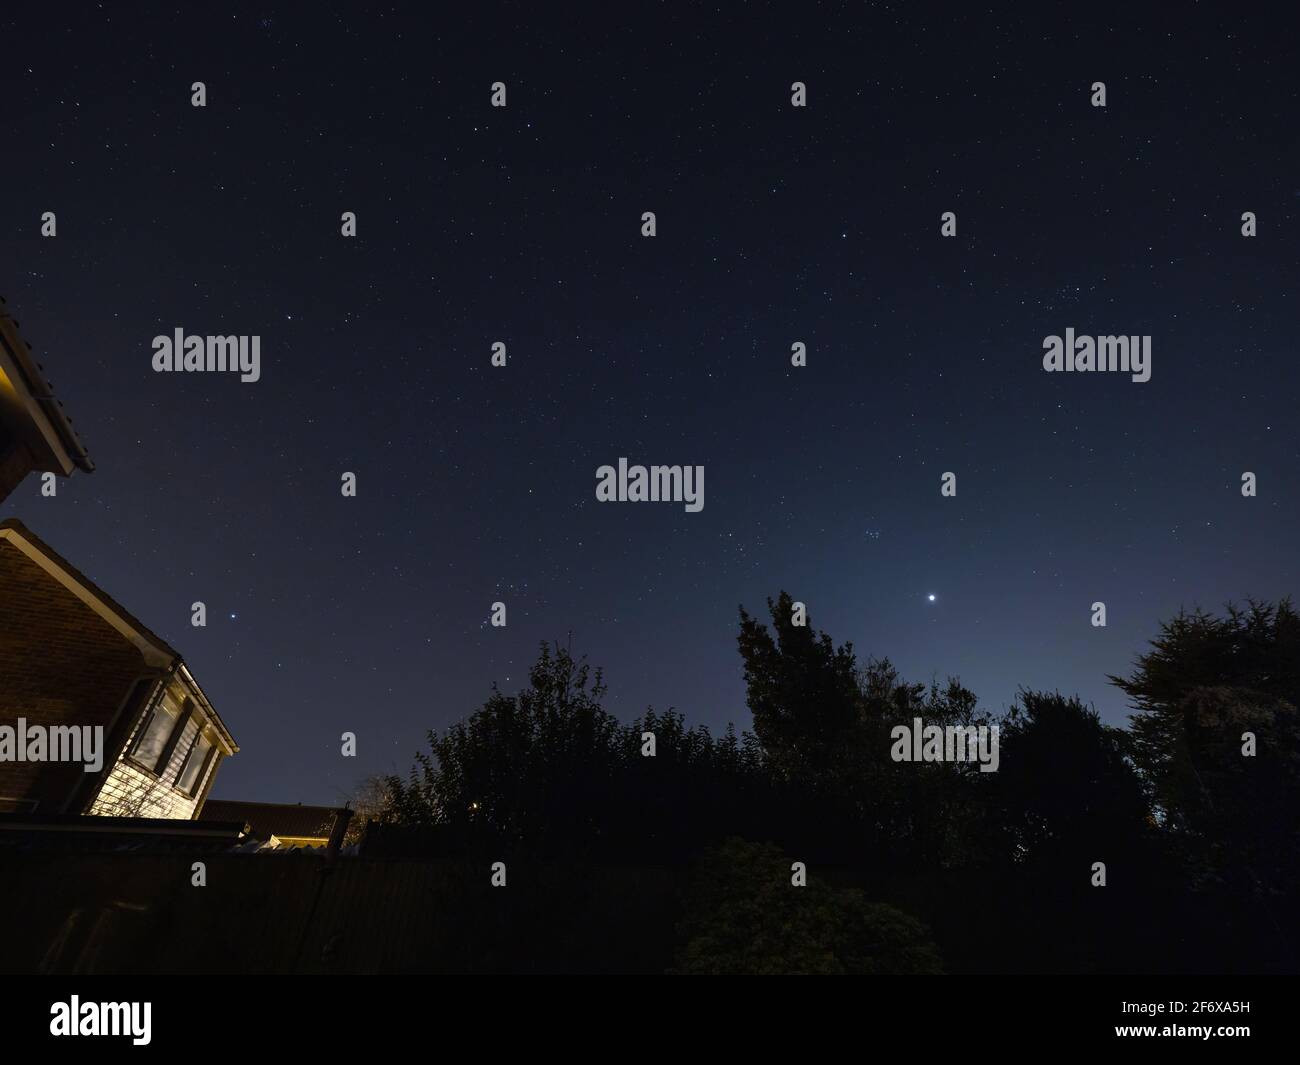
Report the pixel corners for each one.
[737,592,991,867]
[372,595,1299,972]
[738,591,862,783]
[1111,600,1300,894]
[383,642,620,852]
[382,642,770,859]
[987,690,1151,868]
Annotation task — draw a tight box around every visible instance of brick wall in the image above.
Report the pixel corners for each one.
[0,538,148,811]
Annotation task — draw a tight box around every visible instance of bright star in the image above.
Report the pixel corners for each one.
[928,594,936,602]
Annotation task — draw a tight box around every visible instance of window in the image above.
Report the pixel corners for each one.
[128,693,184,773]
[176,733,214,796]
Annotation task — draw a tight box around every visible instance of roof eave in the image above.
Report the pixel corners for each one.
[175,661,239,755]
[0,298,94,475]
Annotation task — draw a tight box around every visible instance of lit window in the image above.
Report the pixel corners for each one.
[176,733,214,796]
[130,694,184,772]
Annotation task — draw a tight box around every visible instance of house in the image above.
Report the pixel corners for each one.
[0,298,93,502]
[0,519,237,818]
[198,800,350,849]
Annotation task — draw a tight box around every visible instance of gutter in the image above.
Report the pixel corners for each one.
[0,298,94,473]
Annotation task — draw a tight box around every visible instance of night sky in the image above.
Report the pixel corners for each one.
[1,4,1296,807]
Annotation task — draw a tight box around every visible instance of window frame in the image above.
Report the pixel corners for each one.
[175,729,216,798]
[125,693,192,778]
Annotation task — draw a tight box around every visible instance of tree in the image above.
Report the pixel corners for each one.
[611,708,773,861]
[1110,600,1300,894]
[339,774,392,846]
[384,642,621,852]
[383,642,770,859]
[860,660,992,868]
[738,592,863,782]
[671,838,943,974]
[987,691,1151,868]
[737,593,991,867]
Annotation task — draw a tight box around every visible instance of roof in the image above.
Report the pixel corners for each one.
[199,801,343,841]
[0,812,351,856]
[0,518,180,659]
[0,518,238,755]
[0,812,247,854]
[0,296,93,475]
